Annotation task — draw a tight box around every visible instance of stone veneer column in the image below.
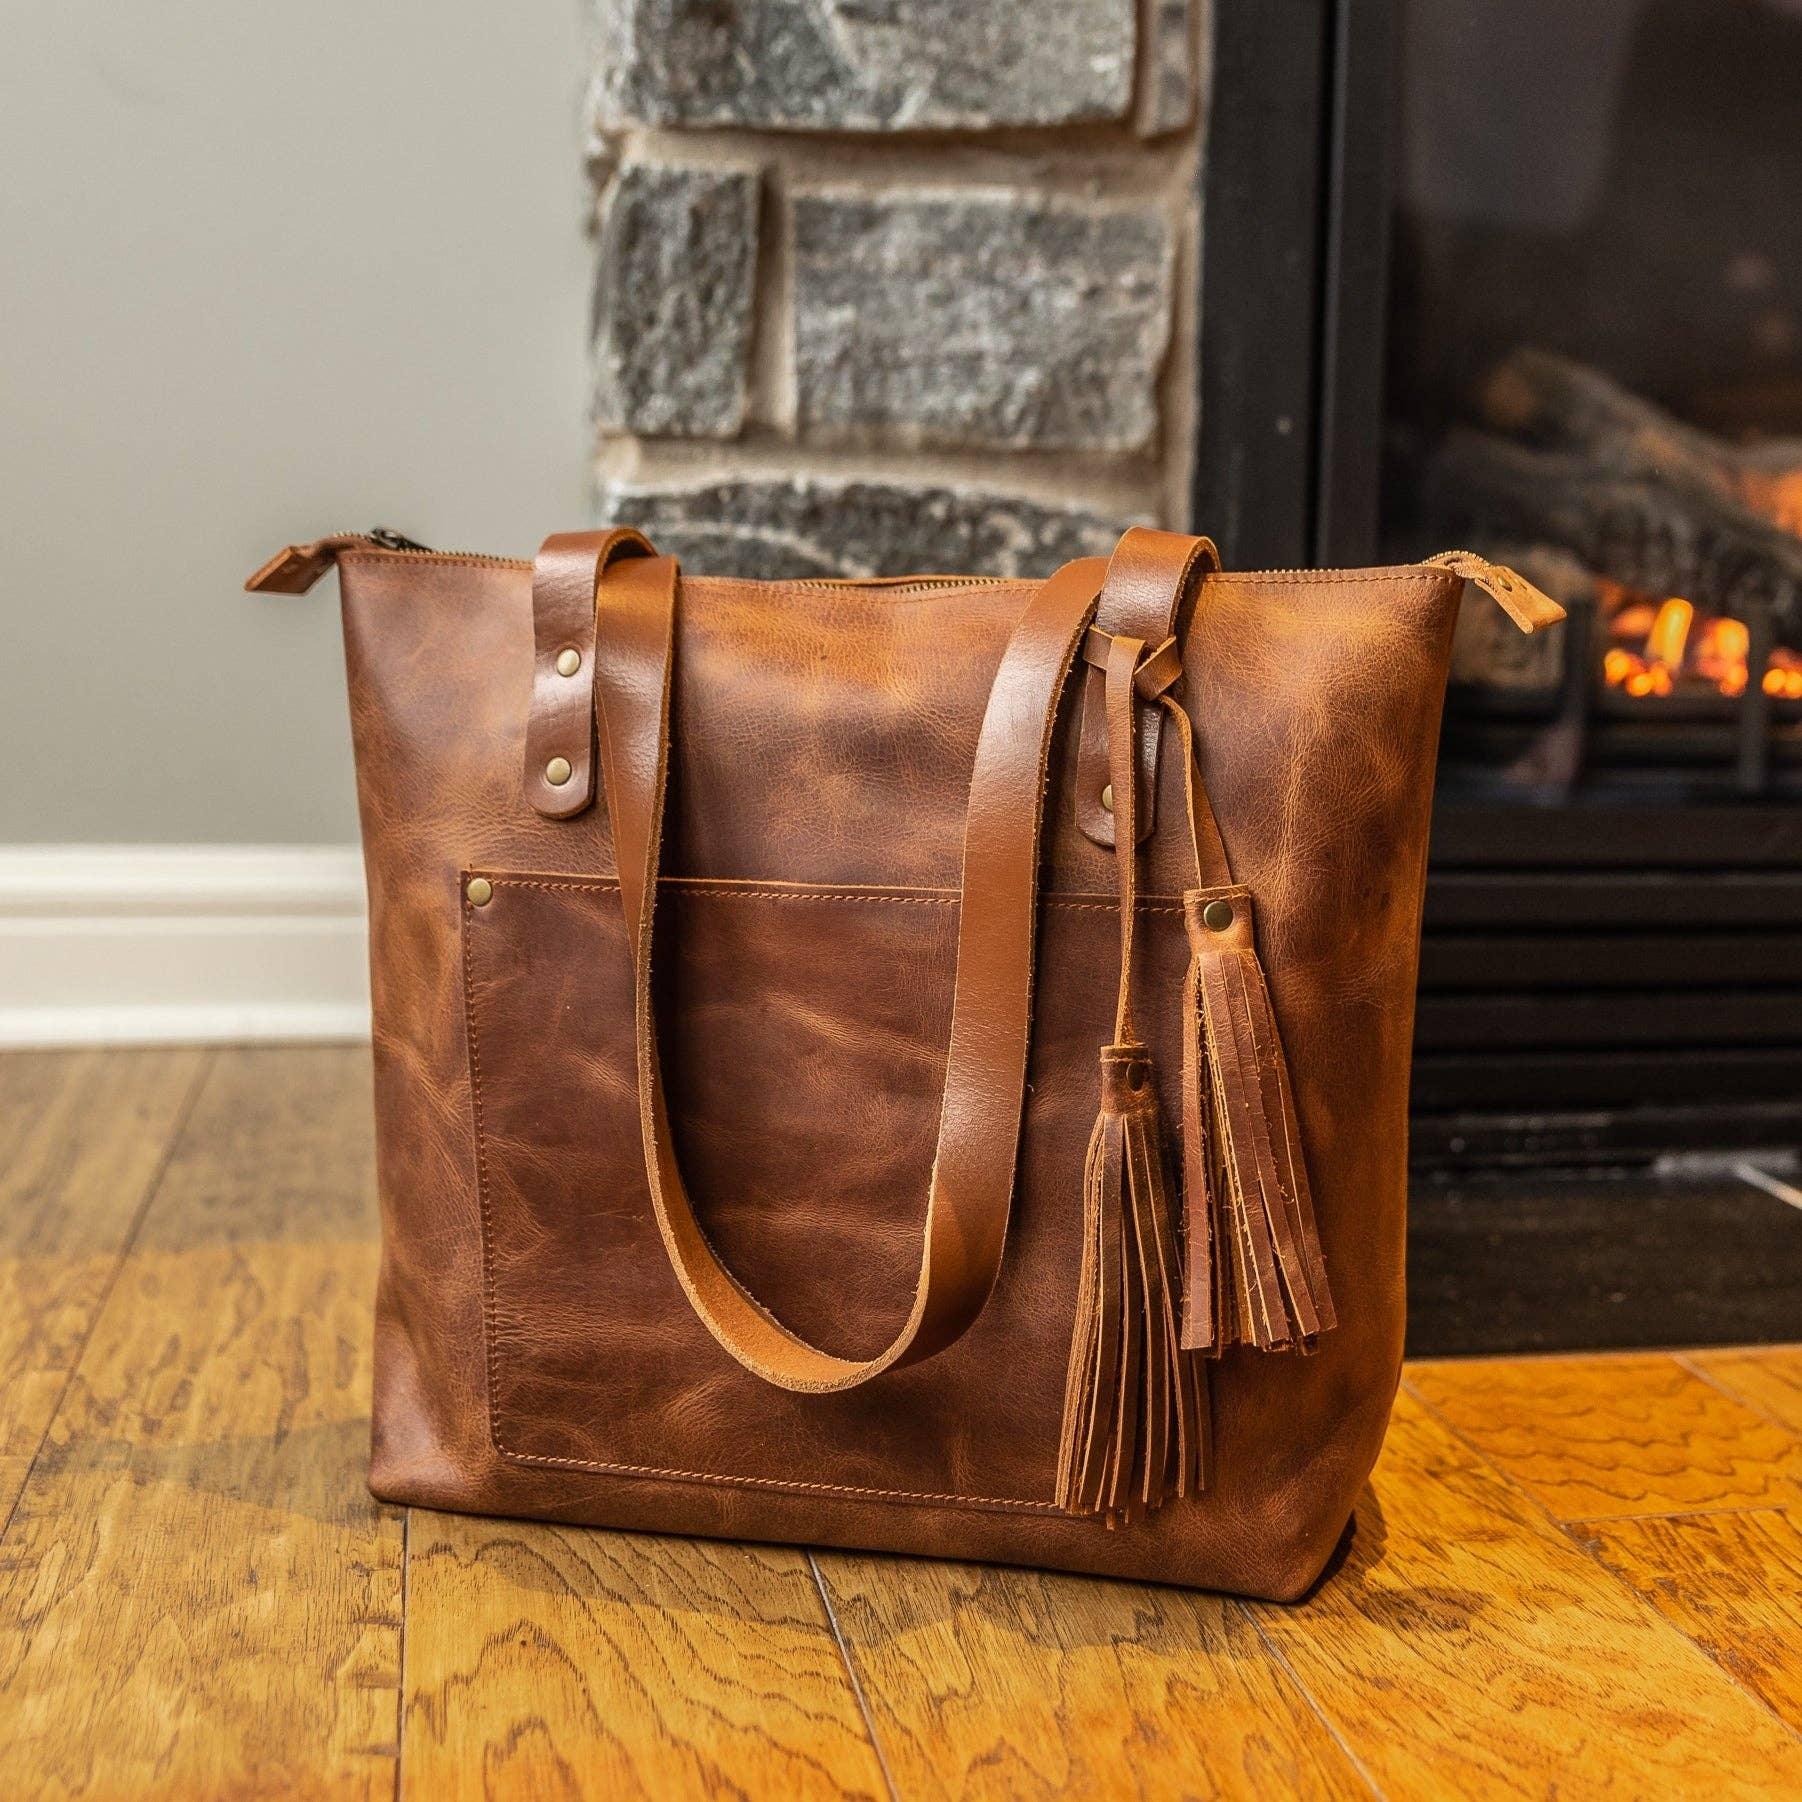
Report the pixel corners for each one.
[588,0,1207,578]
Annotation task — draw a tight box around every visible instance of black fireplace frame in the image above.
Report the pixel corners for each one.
[1192,0,1395,569]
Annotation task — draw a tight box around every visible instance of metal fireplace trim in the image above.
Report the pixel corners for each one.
[1192,0,1395,569]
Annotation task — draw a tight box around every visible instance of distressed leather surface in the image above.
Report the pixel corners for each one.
[345,550,1465,1600]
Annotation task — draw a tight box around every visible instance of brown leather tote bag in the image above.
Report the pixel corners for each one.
[248,524,1559,1599]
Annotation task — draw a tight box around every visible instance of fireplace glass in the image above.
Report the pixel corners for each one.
[1381,0,1802,1163]
[1387,0,1802,799]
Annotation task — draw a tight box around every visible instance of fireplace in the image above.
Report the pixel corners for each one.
[1197,0,1802,1167]
[581,0,1798,1170]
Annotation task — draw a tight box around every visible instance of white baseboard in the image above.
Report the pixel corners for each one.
[0,845,370,1047]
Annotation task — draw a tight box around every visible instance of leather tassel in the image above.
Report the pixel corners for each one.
[1057,627,1209,1523]
[1056,1043,1207,1522]
[1179,936,1221,1353]
[1179,889,1337,1356]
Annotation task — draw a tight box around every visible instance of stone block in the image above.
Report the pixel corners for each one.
[792,191,1173,452]
[591,0,1135,131]
[599,474,1141,579]
[594,162,760,439]
[1140,0,1197,136]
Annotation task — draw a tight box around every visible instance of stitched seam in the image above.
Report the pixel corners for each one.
[681,576,1033,603]
[461,885,511,1463]
[339,550,528,571]
[461,872,1070,1513]
[469,873,1183,918]
[488,1445,1059,1512]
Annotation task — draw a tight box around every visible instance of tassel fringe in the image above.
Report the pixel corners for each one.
[1055,624,1334,1523]
[1180,889,1337,1356]
[1055,1043,1208,1523]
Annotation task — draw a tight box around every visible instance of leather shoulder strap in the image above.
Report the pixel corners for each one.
[1077,527,1219,848]
[593,553,1108,1392]
[526,528,656,817]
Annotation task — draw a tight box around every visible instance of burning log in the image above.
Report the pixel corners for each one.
[1481,348,1802,533]
[1475,348,1792,509]
[1426,349,1802,647]
[1738,440,1802,535]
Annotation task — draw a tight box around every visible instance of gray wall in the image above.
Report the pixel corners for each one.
[2,2,596,844]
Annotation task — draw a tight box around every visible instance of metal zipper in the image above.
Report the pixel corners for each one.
[269,530,1499,583]
[249,537,1553,631]
[354,526,435,553]
[1239,559,1477,577]
[355,531,1009,588]
[786,575,1010,592]
[244,530,526,593]
[338,528,525,566]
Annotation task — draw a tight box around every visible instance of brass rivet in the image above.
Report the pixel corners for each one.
[466,876,493,907]
[545,756,573,786]
[1100,783,1114,813]
[555,647,581,677]
[1202,898,1235,932]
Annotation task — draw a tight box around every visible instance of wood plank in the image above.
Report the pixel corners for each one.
[1578,1508,1802,1731]
[4,1041,1796,1797]
[1408,1353,1802,1521]
[811,1552,1371,1800]
[1251,1391,1802,1799]
[1685,1344,1802,1436]
[402,1516,890,1801]
[0,1045,400,1802]
[0,1047,207,1524]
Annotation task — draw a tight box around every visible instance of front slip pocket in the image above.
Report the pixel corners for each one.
[462,870,1187,1512]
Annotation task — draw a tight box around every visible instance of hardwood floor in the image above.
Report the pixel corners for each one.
[0,1045,1797,1799]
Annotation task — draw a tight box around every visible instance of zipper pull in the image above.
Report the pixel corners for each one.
[1422,551,1566,634]
[244,528,432,594]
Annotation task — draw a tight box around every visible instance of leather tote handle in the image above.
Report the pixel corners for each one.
[592,551,1110,1393]
[525,527,656,818]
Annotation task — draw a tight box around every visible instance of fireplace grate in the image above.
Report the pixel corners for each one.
[1410,800,1802,1167]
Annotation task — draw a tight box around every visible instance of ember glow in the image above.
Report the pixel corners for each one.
[1600,580,1802,700]
[1744,467,1802,536]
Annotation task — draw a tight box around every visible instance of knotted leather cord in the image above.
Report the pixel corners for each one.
[1102,632,1150,1047]
[1079,621,1236,956]
[1157,689,1235,893]
[592,553,1113,1393]
[1078,528,1220,849]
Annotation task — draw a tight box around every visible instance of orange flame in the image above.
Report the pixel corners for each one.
[1645,598,1694,669]
[1600,584,1802,701]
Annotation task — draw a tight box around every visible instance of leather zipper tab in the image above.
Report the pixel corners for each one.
[245,535,366,594]
[1422,551,1567,634]
[245,528,432,594]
